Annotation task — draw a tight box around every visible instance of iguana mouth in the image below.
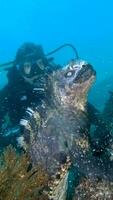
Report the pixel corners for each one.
[74,64,96,84]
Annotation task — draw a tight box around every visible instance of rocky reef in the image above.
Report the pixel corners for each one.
[73,177,113,200]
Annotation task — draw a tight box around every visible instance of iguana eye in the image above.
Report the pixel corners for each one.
[65,71,74,78]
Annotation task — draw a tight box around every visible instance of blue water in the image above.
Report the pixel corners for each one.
[0,0,113,108]
[0,2,113,199]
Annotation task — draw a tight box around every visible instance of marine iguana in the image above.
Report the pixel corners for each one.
[18,60,96,199]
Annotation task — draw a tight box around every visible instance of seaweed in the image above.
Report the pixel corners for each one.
[0,145,49,200]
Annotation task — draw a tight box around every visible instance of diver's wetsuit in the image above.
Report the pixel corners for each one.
[0,66,36,128]
[0,63,60,148]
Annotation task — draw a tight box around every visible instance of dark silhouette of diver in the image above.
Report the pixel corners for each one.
[0,42,60,148]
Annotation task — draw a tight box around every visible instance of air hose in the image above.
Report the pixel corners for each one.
[46,43,79,59]
[0,43,79,68]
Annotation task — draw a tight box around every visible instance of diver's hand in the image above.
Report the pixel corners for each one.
[23,75,39,85]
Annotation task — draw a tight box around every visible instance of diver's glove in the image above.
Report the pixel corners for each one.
[32,87,45,95]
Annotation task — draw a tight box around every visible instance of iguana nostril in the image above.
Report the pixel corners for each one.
[59,152,67,164]
[64,140,68,148]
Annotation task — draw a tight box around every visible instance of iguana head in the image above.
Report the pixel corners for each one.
[51,60,96,110]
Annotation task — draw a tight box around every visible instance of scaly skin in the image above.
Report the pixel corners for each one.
[21,60,96,199]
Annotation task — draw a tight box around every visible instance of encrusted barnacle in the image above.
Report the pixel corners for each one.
[33,111,41,127]
[75,137,89,153]
[56,172,61,179]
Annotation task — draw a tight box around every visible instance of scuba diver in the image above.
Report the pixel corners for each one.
[0,43,79,137]
[0,42,61,147]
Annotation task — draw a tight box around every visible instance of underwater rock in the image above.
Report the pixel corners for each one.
[73,177,113,200]
[21,60,96,199]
